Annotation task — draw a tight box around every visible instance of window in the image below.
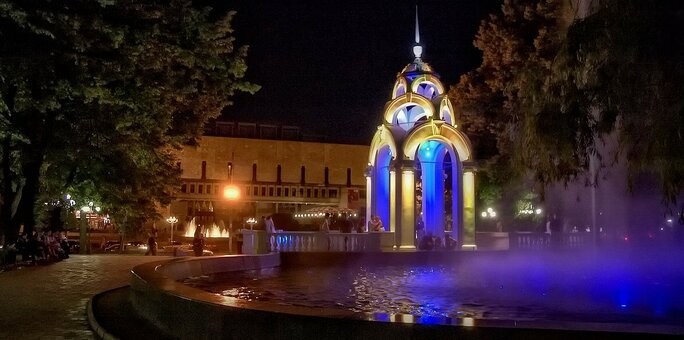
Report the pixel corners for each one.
[329,189,338,198]
[206,185,211,194]
[284,188,289,197]
[253,186,259,196]
[252,163,257,182]
[201,161,207,180]
[269,187,274,197]
[277,187,282,196]
[244,186,249,196]
[198,185,204,194]
[277,165,282,184]
[181,184,187,193]
[261,186,266,196]
[292,187,297,197]
[313,189,318,198]
[321,189,327,198]
[306,188,311,198]
[190,184,195,193]
[299,188,304,197]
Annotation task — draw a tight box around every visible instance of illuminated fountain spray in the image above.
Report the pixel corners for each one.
[183,217,230,238]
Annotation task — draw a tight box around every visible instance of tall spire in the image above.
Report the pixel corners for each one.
[413,5,423,60]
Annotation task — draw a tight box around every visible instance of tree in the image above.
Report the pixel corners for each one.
[0,0,259,242]
[450,0,684,213]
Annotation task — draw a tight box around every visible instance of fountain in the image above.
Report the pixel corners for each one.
[183,217,230,238]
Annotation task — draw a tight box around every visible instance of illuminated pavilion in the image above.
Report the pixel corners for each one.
[366,11,476,249]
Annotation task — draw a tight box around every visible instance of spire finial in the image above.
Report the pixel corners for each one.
[413,5,423,59]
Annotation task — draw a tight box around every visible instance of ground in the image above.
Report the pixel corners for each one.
[0,255,166,339]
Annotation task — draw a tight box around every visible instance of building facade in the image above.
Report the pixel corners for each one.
[169,130,368,231]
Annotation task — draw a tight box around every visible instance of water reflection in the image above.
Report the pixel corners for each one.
[183,248,684,326]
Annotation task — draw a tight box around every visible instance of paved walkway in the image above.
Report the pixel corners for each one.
[0,255,167,339]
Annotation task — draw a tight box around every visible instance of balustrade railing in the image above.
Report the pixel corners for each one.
[511,232,592,250]
[241,230,383,253]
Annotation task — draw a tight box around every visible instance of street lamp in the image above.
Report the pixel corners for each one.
[166,216,178,256]
[246,217,257,230]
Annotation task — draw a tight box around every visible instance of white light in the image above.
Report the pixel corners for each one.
[667,219,673,223]
[535,208,542,215]
[65,194,71,200]
[88,201,94,207]
[81,206,91,213]
[95,207,101,212]
[69,200,76,206]
[481,212,487,218]
[487,207,493,213]
[489,211,497,218]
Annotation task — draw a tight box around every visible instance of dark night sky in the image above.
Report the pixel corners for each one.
[208,1,502,144]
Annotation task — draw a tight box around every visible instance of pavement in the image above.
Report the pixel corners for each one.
[0,254,167,340]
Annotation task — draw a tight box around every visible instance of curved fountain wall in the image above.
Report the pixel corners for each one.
[129,254,528,340]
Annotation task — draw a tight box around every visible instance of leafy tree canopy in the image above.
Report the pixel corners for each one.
[0,0,259,241]
[451,0,684,211]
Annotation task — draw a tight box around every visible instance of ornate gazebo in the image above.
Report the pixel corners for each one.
[365,12,476,249]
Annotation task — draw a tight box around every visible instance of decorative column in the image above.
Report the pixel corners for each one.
[365,164,373,230]
[399,162,416,249]
[462,168,476,249]
[389,168,397,233]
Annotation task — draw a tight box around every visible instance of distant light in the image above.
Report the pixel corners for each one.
[69,200,76,206]
[462,317,475,327]
[620,304,627,308]
[481,212,487,218]
[666,219,673,223]
[660,227,664,231]
[88,201,94,207]
[487,207,493,213]
[65,194,71,200]
[223,185,240,200]
[95,207,101,212]
[81,206,91,213]
[535,208,542,215]
[490,211,497,218]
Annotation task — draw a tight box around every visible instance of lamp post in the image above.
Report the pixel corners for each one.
[246,217,257,230]
[224,184,240,253]
[166,216,178,256]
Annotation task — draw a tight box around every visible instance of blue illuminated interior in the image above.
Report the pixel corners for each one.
[374,146,392,230]
[416,140,460,240]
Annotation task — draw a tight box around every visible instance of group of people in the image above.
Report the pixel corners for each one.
[320,213,365,233]
[6,231,71,265]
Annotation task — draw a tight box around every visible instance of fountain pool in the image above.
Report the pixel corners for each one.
[183,249,684,333]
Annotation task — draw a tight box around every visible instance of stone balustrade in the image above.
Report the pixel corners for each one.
[241,230,387,254]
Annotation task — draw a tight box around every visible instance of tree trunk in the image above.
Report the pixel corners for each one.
[16,159,42,237]
[1,137,18,243]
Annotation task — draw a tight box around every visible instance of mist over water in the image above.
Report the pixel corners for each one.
[185,247,684,327]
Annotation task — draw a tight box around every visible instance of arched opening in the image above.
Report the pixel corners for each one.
[393,104,429,131]
[415,140,461,242]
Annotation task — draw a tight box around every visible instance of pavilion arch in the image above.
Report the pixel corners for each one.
[391,78,408,99]
[438,97,456,126]
[383,93,435,131]
[410,74,445,100]
[403,121,472,162]
[368,125,398,167]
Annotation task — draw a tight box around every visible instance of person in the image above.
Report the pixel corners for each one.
[320,213,331,232]
[264,216,276,233]
[192,224,205,256]
[264,216,276,251]
[370,215,384,232]
[145,231,157,256]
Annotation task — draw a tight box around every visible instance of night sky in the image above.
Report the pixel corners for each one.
[208,1,502,144]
